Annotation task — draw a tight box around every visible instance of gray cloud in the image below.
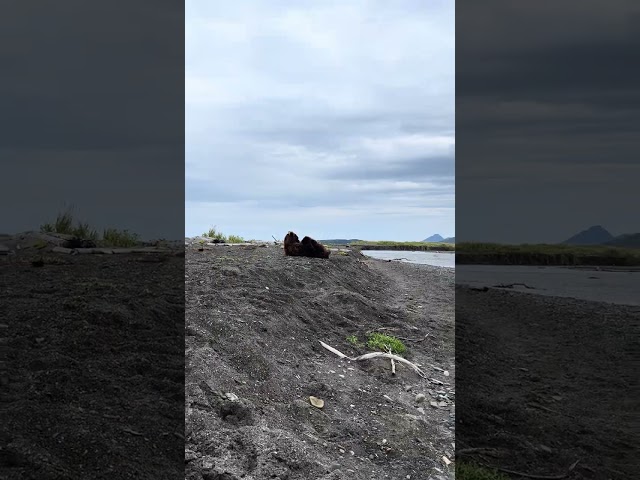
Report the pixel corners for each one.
[1,0,184,239]
[456,0,640,242]
[186,0,455,240]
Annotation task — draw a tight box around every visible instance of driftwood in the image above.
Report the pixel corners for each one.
[319,341,426,378]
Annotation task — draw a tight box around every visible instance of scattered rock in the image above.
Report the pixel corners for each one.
[224,392,239,402]
[415,393,426,403]
[309,396,324,409]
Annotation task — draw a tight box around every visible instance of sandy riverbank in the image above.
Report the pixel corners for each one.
[186,244,455,480]
[456,286,639,479]
[1,249,185,479]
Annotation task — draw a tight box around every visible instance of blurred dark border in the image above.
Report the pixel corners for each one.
[456,1,639,479]
[0,2,185,479]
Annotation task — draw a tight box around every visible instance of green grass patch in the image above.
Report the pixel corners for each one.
[227,234,245,243]
[102,228,139,247]
[202,226,244,243]
[456,462,508,480]
[346,335,359,346]
[367,332,406,355]
[352,240,455,251]
[40,208,141,247]
[41,208,99,241]
[203,226,227,241]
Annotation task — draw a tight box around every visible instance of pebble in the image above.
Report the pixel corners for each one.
[415,393,426,403]
[405,385,413,392]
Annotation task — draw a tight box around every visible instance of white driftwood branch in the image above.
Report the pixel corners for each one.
[319,341,426,378]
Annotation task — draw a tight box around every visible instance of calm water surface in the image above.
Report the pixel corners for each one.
[361,250,455,268]
[457,265,640,306]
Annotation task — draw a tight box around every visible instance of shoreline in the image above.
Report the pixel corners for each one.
[456,285,638,479]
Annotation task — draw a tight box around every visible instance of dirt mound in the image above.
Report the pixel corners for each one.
[1,251,184,479]
[186,245,455,480]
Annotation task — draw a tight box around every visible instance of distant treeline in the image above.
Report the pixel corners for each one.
[350,241,455,252]
[456,242,640,266]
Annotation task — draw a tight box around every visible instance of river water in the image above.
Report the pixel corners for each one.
[361,251,638,306]
[457,265,640,306]
[361,250,455,268]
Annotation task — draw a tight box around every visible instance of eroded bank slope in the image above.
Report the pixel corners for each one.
[186,245,455,480]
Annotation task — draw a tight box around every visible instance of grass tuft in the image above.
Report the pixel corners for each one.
[102,228,139,247]
[346,335,359,346]
[203,226,227,241]
[40,208,140,247]
[41,208,98,241]
[202,226,244,243]
[227,234,245,243]
[367,332,406,355]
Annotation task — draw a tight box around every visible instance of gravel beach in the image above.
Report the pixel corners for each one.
[455,284,639,479]
[185,244,455,480]
[1,247,185,479]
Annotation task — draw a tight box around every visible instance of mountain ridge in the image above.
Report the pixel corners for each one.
[562,226,640,248]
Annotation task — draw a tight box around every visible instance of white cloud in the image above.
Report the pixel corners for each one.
[186,0,455,240]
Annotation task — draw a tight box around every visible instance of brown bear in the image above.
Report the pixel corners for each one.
[283,231,330,259]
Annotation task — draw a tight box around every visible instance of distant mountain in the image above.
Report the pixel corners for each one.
[423,234,444,242]
[442,237,455,244]
[562,225,614,245]
[605,233,640,248]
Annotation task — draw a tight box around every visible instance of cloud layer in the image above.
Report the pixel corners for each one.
[456,0,640,243]
[1,1,184,240]
[186,0,455,240]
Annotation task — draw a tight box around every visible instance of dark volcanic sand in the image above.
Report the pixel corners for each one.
[1,250,184,479]
[456,286,639,480]
[185,245,455,480]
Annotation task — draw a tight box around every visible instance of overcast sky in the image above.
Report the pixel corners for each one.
[0,1,184,240]
[186,0,455,241]
[456,0,640,243]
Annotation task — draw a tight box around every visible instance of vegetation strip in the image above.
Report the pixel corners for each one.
[457,242,640,266]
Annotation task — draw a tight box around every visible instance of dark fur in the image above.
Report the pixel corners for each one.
[283,231,330,259]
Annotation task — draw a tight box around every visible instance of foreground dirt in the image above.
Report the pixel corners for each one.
[1,250,184,479]
[456,286,639,480]
[185,245,455,480]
